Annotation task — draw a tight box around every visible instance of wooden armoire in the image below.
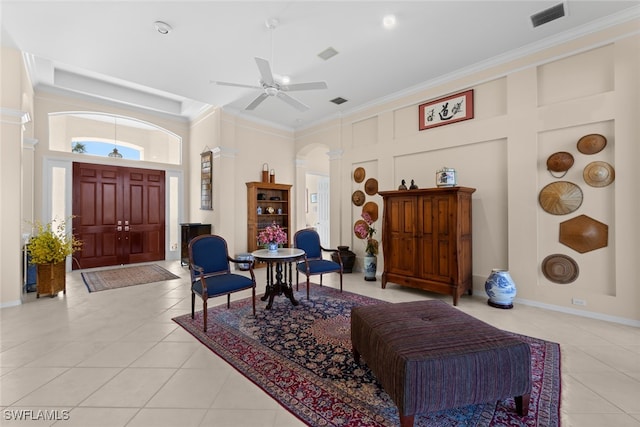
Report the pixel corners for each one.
[379,187,476,305]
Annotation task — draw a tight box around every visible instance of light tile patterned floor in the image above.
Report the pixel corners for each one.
[1,261,639,426]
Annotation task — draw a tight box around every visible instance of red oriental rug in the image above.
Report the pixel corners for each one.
[173,285,561,426]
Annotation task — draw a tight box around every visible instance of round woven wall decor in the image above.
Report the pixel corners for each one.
[538,181,583,215]
[577,134,607,155]
[353,167,365,183]
[542,254,579,284]
[351,190,365,206]
[583,161,615,187]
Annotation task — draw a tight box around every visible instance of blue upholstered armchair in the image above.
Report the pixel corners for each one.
[294,228,343,299]
[188,234,256,332]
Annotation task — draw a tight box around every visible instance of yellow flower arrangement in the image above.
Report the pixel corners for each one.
[27,217,82,264]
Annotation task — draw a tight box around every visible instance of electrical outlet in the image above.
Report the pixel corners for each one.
[572,298,587,306]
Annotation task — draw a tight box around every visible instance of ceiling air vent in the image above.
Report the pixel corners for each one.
[318,47,339,61]
[330,97,348,105]
[531,2,566,28]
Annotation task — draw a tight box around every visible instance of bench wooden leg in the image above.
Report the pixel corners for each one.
[515,393,530,416]
[399,414,414,427]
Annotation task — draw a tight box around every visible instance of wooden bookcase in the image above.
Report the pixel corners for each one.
[246,182,292,259]
[379,187,476,305]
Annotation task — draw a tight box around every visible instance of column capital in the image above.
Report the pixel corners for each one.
[212,146,238,159]
[327,149,344,161]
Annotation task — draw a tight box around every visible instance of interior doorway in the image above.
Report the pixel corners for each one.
[72,162,166,269]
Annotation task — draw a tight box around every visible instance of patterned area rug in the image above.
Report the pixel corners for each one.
[82,264,180,292]
[173,285,561,427]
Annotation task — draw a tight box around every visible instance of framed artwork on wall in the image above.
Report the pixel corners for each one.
[419,89,474,131]
[200,150,213,210]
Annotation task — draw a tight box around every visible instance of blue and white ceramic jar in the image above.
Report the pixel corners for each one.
[484,269,516,309]
[363,255,377,281]
[267,242,278,253]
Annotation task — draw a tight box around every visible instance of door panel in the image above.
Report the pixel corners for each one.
[386,197,417,276]
[73,162,165,269]
[123,167,165,264]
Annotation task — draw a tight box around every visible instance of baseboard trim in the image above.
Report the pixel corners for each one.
[0,299,22,309]
[514,297,640,327]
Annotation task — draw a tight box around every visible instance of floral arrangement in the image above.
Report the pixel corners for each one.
[257,222,288,246]
[354,212,379,256]
[27,217,82,264]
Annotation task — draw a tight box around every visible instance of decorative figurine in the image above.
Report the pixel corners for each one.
[409,179,418,190]
[398,179,407,190]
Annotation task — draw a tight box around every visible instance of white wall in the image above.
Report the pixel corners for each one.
[1,46,34,307]
[5,21,638,324]
[294,22,640,323]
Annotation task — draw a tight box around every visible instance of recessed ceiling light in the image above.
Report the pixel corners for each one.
[154,21,172,35]
[382,14,397,29]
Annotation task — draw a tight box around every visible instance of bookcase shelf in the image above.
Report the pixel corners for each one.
[246,182,292,263]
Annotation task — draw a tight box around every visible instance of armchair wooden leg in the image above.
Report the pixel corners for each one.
[251,287,256,316]
[339,271,343,292]
[306,277,310,300]
[320,275,323,287]
[203,299,208,332]
[227,293,231,309]
[191,293,195,319]
[296,269,299,291]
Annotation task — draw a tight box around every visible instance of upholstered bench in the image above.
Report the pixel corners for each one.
[351,300,531,427]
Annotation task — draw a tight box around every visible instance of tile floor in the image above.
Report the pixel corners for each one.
[1,261,639,426]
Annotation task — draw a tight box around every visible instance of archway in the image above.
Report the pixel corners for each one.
[296,144,331,246]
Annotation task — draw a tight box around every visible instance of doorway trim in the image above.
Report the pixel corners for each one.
[42,157,183,270]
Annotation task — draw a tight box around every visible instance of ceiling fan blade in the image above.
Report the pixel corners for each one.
[254,57,275,86]
[277,92,309,112]
[282,81,328,91]
[246,93,269,110]
[213,81,262,90]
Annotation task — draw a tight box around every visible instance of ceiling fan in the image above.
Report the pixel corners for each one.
[212,19,327,112]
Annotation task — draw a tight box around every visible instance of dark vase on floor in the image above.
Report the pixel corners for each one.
[331,246,356,273]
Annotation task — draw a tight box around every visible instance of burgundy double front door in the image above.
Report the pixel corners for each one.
[72,162,165,269]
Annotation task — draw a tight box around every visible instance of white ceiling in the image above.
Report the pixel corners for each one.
[2,1,639,130]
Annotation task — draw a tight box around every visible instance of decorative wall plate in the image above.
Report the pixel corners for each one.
[364,178,378,195]
[353,167,365,183]
[538,181,583,215]
[542,254,579,284]
[362,201,378,222]
[351,190,365,206]
[577,134,607,154]
[583,161,615,187]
